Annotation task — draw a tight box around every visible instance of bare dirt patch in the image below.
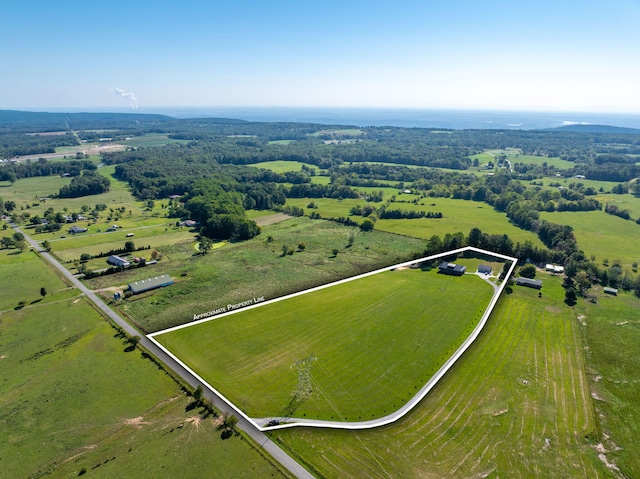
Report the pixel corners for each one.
[124,416,149,428]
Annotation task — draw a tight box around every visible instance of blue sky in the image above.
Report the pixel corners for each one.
[2,0,640,112]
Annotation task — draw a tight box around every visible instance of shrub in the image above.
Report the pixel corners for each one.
[519,264,537,279]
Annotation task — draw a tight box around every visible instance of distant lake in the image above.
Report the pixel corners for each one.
[29,106,640,130]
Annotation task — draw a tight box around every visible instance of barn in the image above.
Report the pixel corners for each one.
[128,274,174,294]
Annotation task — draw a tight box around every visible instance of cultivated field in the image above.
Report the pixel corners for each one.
[154,268,494,421]
[272,274,609,478]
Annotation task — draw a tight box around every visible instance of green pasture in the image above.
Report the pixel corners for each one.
[118,133,189,148]
[310,129,364,136]
[285,197,367,222]
[513,154,575,169]
[540,210,640,267]
[0,175,70,207]
[310,175,331,185]
[91,218,426,332]
[273,274,607,478]
[0,249,73,311]
[536,177,623,194]
[591,191,640,219]
[581,288,640,476]
[52,229,197,263]
[469,152,495,166]
[0,280,286,478]
[1,168,147,220]
[251,160,318,174]
[286,195,542,246]
[157,270,493,420]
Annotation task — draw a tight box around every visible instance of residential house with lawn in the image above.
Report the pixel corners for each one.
[438,262,466,276]
[515,277,543,289]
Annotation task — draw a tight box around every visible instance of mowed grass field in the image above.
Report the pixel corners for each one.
[0,242,289,478]
[272,274,608,478]
[540,210,640,267]
[156,270,494,420]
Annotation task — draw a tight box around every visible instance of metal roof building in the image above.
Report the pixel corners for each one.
[128,274,174,294]
[515,277,543,289]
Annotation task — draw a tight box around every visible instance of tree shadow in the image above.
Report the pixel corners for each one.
[30,298,43,304]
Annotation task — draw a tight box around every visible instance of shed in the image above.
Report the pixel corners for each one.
[603,287,618,296]
[477,264,492,274]
[128,274,174,294]
[438,261,466,276]
[515,277,543,289]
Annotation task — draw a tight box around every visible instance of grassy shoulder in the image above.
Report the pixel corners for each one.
[156,270,494,420]
[270,273,607,478]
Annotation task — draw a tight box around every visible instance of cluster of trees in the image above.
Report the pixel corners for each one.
[181,181,261,241]
[604,204,632,220]
[1,231,27,252]
[287,183,359,200]
[378,209,443,220]
[0,133,78,158]
[58,172,111,198]
[0,158,95,183]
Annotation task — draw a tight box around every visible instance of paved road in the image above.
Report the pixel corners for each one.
[12,223,314,479]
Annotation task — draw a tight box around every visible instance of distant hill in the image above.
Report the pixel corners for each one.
[547,124,640,134]
[0,110,247,133]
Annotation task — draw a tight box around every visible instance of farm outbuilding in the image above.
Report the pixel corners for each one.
[545,264,564,274]
[477,264,492,274]
[515,277,543,289]
[107,255,130,268]
[128,274,174,294]
[603,287,618,296]
[438,262,466,276]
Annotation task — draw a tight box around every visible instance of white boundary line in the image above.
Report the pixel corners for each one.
[147,246,517,431]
